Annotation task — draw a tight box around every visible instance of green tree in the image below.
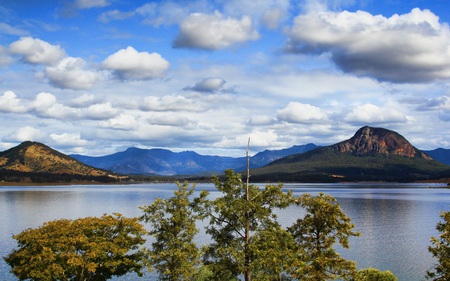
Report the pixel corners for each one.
[140,181,202,281]
[4,213,147,281]
[288,193,360,281]
[199,169,295,281]
[427,211,450,280]
[354,268,397,281]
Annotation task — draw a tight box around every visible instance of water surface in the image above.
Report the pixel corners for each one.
[1,183,449,281]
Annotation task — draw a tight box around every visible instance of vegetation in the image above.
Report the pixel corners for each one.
[197,169,295,281]
[250,148,450,182]
[140,181,202,281]
[427,211,450,280]
[4,213,147,281]
[354,268,398,281]
[288,193,360,280]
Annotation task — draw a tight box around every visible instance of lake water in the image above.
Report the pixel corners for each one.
[1,182,449,281]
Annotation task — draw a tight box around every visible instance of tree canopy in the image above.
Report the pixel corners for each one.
[4,213,147,281]
[427,211,450,281]
[140,181,202,281]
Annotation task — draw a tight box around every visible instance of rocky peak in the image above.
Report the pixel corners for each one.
[331,126,432,159]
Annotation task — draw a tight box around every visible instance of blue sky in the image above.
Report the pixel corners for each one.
[1,0,450,157]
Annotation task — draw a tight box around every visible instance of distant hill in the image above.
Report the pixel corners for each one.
[250,126,450,182]
[0,141,121,183]
[71,144,319,176]
[423,148,450,166]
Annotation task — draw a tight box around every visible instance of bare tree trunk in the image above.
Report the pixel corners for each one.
[245,138,251,281]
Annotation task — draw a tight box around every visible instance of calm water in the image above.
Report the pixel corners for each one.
[1,183,449,281]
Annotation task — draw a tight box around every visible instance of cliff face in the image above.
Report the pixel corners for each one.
[0,141,109,176]
[331,126,432,159]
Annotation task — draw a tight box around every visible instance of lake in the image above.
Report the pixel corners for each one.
[1,182,449,281]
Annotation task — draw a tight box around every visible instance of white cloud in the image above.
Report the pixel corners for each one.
[148,114,195,127]
[44,57,104,90]
[277,102,327,123]
[99,113,137,130]
[9,37,66,65]
[50,133,89,146]
[184,77,227,93]
[0,91,27,113]
[247,115,276,126]
[285,8,450,83]
[344,103,407,125]
[5,126,46,142]
[103,46,169,80]
[31,92,79,119]
[141,95,208,112]
[173,11,259,50]
[84,102,119,120]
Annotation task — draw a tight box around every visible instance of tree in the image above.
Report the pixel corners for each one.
[354,268,397,281]
[4,213,147,281]
[427,211,450,280]
[288,193,360,280]
[198,169,295,281]
[140,181,202,281]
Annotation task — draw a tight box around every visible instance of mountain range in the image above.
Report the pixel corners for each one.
[70,143,319,176]
[1,126,450,183]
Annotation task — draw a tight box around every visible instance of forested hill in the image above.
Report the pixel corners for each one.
[0,141,122,183]
[250,126,450,182]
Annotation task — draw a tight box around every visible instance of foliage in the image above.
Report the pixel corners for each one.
[4,213,147,281]
[288,193,360,280]
[354,268,397,281]
[198,169,295,281]
[140,181,202,281]
[427,211,450,280]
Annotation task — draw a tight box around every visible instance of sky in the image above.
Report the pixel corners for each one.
[1,0,450,157]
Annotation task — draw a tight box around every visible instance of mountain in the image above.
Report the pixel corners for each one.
[72,147,246,176]
[250,126,450,182]
[0,141,120,183]
[71,144,319,176]
[423,148,450,165]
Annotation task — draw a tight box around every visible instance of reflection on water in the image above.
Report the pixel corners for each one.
[1,183,449,281]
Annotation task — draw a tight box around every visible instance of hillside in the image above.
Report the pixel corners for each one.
[424,148,450,165]
[0,141,121,183]
[250,126,450,182]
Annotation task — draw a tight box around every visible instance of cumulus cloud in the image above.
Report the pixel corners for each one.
[103,46,169,80]
[261,8,285,29]
[50,133,89,146]
[173,11,259,50]
[5,126,46,142]
[99,113,137,130]
[141,95,208,112]
[0,91,28,113]
[184,77,227,93]
[277,102,327,123]
[45,57,104,90]
[31,92,79,119]
[84,102,119,120]
[9,37,66,65]
[344,103,407,124]
[285,8,450,83]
